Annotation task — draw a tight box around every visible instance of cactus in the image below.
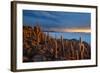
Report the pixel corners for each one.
[44,32,47,45]
[61,35,65,57]
[33,25,41,45]
[76,50,79,60]
[54,34,57,58]
[47,32,50,42]
[70,43,75,59]
[54,38,58,58]
[79,37,85,59]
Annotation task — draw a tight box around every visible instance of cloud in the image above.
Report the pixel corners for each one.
[43,27,91,33]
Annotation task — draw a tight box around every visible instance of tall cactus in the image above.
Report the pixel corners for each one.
[79,37,85,59]
[44,32,47,45]
[76,50,79,60]
[70,43,75,59]
[54,34,58,58]
[61,34,65,57]
[33,25,41,45]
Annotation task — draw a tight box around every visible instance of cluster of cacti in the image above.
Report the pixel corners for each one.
[23,25,91,62]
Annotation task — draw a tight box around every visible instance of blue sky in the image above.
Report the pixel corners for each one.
[23,10,91,32]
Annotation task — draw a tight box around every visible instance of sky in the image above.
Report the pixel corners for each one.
[23,10,91,33]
